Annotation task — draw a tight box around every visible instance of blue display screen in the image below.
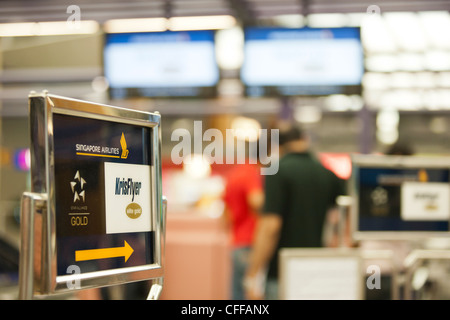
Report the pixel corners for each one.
[104,30,219,98]
[241,27,364,97]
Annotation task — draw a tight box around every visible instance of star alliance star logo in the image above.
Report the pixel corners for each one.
[70,170,86,203]
[371,187,387,206]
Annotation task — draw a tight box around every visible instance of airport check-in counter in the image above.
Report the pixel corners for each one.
[279,154,450,300]
[160,209,231,300]
[18,94,450,300]
[278,247,398,300]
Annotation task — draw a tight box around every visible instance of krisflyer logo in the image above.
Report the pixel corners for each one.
[115,178,142,219]
[114,177,143,220]
[70,170,86,203]
[115,177,142,202]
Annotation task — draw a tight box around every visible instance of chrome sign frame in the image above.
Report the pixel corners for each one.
[20,91,165,298]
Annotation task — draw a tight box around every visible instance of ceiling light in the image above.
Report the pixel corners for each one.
[272,14,305,28]
[418,11,450,50]
[416,72,436,88]
[381,90,421,110]
[384,12,427,52]
[437,72,450,87]
[365,54,398,72]
[390,72,415,89]
[0,20,99,37]
[424,51,450,71]
[307,13,348,28]
[397,53,424,72]
[377,128,399,145]
[346,13,366,27]
[377,108,399,131]
[216,26,244,69]
[294,105,322,123]
[361,14,396,53]
[103,18,167,33]
[363,72,390,90]
[324,95,353,111]
[169,15,236,31]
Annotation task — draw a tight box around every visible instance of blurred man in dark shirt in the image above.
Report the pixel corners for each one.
[244,126,346,299]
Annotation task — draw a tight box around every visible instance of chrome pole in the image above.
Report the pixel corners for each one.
[18,192,47,300]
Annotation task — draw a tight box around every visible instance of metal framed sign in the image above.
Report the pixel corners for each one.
[19,91,166,299]
[350,154,450,240]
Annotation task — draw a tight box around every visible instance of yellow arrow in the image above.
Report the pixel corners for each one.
[75,241,134,263]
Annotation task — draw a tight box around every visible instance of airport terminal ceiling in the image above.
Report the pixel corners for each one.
[1,0,450,142]
[0,0,449,24]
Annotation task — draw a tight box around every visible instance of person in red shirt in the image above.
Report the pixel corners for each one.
[223,162,263,300]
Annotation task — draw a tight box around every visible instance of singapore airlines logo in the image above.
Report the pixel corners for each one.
[120,133,129,159]
[75,132,129,159]
[70,171,86,203]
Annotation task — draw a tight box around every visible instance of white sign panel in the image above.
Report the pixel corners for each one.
[283,257,361,300]
[104,162,151,234]
[401,182,450,221]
